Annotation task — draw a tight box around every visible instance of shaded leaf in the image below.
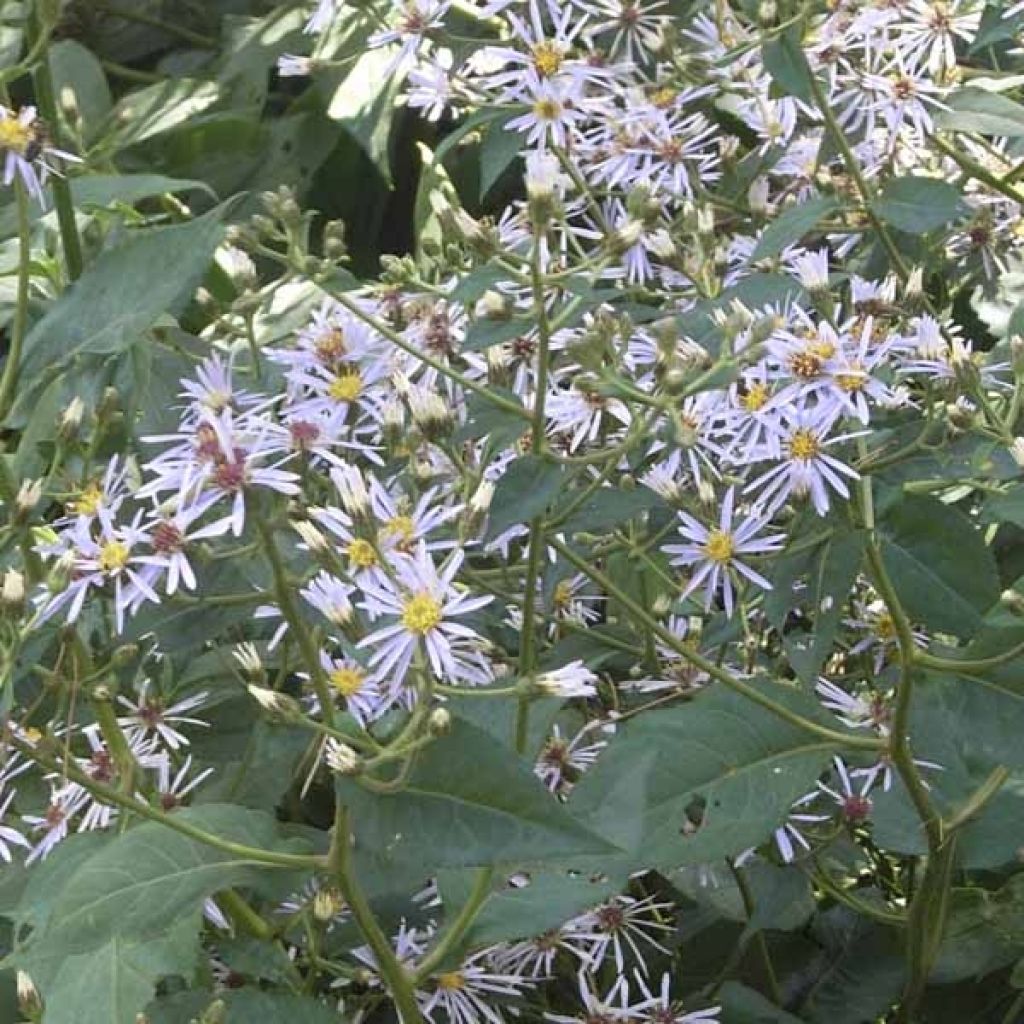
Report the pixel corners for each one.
[337,717,615,869]
[751,195,838,262]
[485,455,567,541]
[872,177,969,233]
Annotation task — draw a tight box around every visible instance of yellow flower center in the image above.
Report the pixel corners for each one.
[70,483,103,517]
[400,591,443,634]
[651,86,677,108]
[346,538,378,568]
[703,529,735,564]
[532,41,565,77]
[98,540,130,572]
[809,338,836,359]
[328,369,363,403]
[0,115,31,155]
[789,350,823,379]
[553,580,573,609]
[329,666,366,697]
[437,972,465,991]
[533,97,562,122]
[836,366,866,392]
[874,612,896,641]
[741,383,769,412]
[381,515,416,546]
[788,428,820,461]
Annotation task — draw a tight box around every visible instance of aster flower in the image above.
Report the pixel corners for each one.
[0,104,78,202]
[633,972,721,1024]
[116,682,209,751]
[663,488,784,617]
[535,722,609,795]
[358,544,493,685]
[419,949,535,1024]
[745,410,860,517]
[312,651,389,725]
[23,785,87,864]
[565,894,674,974]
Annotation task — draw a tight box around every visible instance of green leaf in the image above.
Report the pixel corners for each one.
[872,176,969,234]
[48,40,112,142]
[148,989,342,1024]
[479,114,523,199]
[327,47,403,180]
[10,205,228,419]
[106,80,223,149]
[337,717,615,868]
[877,493,999,638]
[438,867,628,952]
[450,263,516,304]
[750,195,839,262]
[720,981,806,1023]
[24,918,200,1024]
[554,484,666,535]
[801,911,905,1024]
[24,806,307,951]
[871,680,1024,868]
[485,455,567,541]
[762,26,814,102]
[570,683,843,869]
[767,519,864,682]
[936,87,1024,136]
[463,314,534,352]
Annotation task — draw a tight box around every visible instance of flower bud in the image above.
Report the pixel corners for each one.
[407,384,454,439]
[748,176,770,215]
[330,464,372,524]
[59,397,86,440]
[17,971,40,1017]
[428,707,452,736]
[198,1000,227,1024]
[1011,335,1024,376]
[111,644,139,667]
[1002,589,1024,617]
[475,289,509,321]
[248,685,301,722]
[47,550,76,595]
[1010,437,1024,469]
[234,643,265,683]
[312,886,345,922]
[15,478,42,520]
[325,739,361,775]
[294,518,330,555]
[1,569,25,616]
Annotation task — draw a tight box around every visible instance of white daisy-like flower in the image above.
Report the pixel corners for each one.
[663,488,784,617]
[359,543,493,685]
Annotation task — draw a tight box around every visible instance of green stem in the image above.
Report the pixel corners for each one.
[945,765,1010,832]
[0,179,32,422]
[252,501,335,728]
[515,230,554,753]
[414,868,494,982]
[28,4,83,281]
[811,860,906,927]
[550,537,883,750]
[11,734,323,870]
[916,640,1024,674]
[218,888,275,940]
[329,802,424,1023]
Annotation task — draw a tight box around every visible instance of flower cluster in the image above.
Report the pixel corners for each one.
[3,0,1024,1021]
